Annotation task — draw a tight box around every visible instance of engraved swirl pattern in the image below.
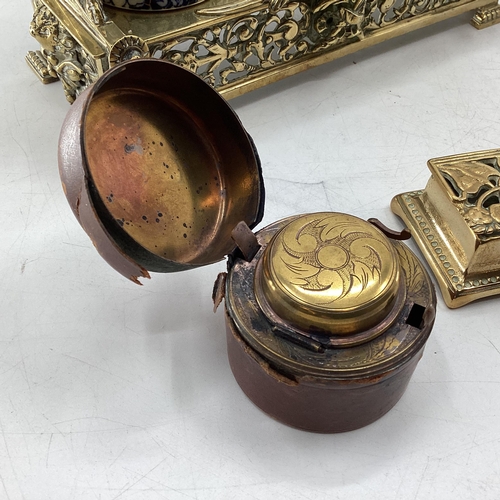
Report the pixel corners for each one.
[276,216,386,307]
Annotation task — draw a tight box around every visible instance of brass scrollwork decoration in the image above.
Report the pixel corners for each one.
[439,157,500,238]
[27,0,99,102]
[28,0,499,100]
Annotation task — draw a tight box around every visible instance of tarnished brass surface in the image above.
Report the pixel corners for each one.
[58,59,264,279]
[226,214,436,377]
[392,149,500,308]
[255,213,401,338]
[27,0,498,102]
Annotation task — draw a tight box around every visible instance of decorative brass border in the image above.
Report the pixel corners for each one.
[27,0,499,102]
[392,189,500,308]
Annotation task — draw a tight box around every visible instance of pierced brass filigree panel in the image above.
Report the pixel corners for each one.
[392,149,500,308]
[27,0,499,102]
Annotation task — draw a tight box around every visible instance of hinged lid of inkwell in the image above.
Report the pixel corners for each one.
[59,59,264,282]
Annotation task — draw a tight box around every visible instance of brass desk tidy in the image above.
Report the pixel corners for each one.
[392,149,500,308]
[27,0,500,102]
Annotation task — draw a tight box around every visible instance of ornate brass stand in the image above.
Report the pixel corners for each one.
[392,149,500,308]
[27,0,499,103]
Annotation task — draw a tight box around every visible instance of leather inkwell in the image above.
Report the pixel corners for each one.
[58,59,436,432]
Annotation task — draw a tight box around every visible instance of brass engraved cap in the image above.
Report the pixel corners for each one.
[256,213,401,336]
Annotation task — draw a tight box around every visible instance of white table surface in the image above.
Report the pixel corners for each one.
[2,3,500,499]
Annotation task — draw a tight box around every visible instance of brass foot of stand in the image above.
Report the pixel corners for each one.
[471,2,500,28]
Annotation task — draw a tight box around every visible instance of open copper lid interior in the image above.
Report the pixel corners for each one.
[59,59,264,281]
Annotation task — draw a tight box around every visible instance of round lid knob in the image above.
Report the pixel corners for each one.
[255,213,401,337]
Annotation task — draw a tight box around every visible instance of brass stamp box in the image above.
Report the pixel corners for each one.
[392,149,500,308]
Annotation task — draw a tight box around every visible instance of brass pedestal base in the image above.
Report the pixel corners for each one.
[27,0,500,103]
[392,149,500,308]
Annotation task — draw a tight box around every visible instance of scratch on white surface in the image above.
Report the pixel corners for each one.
[107,444,129,470]
[299,94,334,119]
[339,110,353,146]
[61,354,136,385]
[83,408,97,453]
[149,435,176,458]
[393,134,410,177]
[120,471,201,499]
[413,456,431,500]
[176,480,309,498]
[10,130,33,233]
[18,348,33,404]
[0,418,25,499]
[52,416,145,432]
[112,457,195,500]
[45,433,53,467]
[0,360,24,378]
[62,241,91,249]
[266,177,334,211]
[9,132,30,164]
[486,338,500,358]
[438,435,500,463]
[8,230,25,255]
[12,100,22,129]
[0,427,147,436]
[21,433,32,467]
[393,408,454,423]
[0,471,11,500]
[321,181,334,211]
